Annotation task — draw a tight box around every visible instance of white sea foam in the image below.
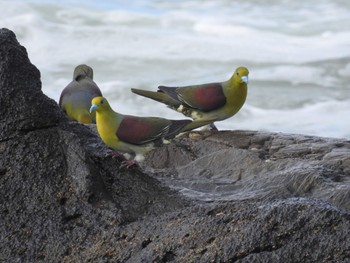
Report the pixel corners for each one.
[220,99,350,139]
[1,0,350,138]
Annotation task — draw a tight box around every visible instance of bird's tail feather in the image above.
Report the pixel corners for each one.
[131,88,180,108]
[166,119,192,139]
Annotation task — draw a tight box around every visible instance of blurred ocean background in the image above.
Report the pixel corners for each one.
[2,0,350,138]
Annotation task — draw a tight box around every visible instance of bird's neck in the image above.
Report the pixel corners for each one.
[95,109,121,148]
[226,79,248,112]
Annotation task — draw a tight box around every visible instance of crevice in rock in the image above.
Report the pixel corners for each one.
[62,213,82,224]
[161,251,176,262]
[229,242,284,262]
[141,238,152,249]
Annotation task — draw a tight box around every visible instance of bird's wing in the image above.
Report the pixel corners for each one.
[160,83,226,111]
[59,80,79,109]
[117,116,171,145]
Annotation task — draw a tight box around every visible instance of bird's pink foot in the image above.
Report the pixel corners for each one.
[120,160,138,169]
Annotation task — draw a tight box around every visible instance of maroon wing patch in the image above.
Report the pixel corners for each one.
[177,83,226,111]
[117,116,165,145]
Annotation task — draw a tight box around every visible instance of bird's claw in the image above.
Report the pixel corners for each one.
[111,151,125,160]
[120,160,138,169]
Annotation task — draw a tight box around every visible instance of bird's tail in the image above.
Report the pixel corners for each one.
[131,88,180,108]
[166,119,192,139]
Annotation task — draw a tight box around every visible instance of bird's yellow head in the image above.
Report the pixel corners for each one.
[232,67,249,85]
[90,96,111,113]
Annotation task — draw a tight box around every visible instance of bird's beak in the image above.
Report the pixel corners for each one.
[241,76,249,84]
[89,104,98,113]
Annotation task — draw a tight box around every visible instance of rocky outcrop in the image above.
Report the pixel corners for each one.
[1,28,349,262]
[144,130,350,211]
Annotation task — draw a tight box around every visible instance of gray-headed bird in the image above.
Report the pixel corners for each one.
[59,64,102,124]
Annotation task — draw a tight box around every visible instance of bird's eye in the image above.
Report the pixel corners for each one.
[100,100,104,105]
[236,72,240,76]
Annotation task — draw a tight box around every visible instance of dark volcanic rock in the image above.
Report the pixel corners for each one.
[0,28,186,262]
[0,29,62,140]
[1,28,350,262]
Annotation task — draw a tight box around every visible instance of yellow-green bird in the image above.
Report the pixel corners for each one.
[59,64,103,124]
[89,96,193,168]
[131,67,249,130]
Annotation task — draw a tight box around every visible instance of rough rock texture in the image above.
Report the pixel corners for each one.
[1,28,350,262]
[144,130,350,211]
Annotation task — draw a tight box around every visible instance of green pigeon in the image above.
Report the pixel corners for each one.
[59,64,102,124]
[131,67,249,130]
[90,96,194,168]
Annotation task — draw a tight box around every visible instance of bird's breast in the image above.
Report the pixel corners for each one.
[96,114,120,148]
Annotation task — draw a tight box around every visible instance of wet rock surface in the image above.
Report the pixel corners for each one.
[1,28,350,262]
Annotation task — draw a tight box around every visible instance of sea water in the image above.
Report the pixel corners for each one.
[2,0,350,138]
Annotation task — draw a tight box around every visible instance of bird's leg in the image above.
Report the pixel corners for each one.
[209,123,218,131]
[119,153,142,169]
[199,123,218,131]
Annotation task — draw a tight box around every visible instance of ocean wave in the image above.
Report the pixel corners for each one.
[2,0,349,138]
